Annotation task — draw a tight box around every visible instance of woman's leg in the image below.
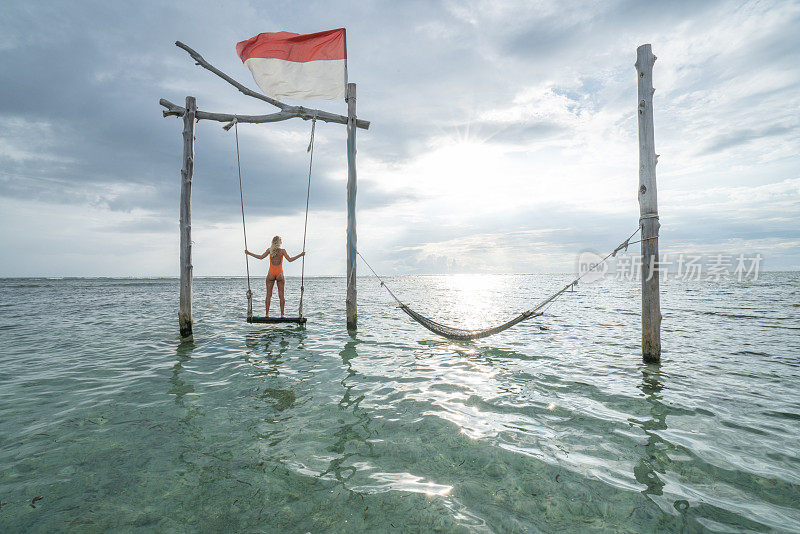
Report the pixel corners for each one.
[277,275,286,317]
[266,276,276,316]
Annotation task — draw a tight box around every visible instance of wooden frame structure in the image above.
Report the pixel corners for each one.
[162,40,660,363]
[160,41,369,338]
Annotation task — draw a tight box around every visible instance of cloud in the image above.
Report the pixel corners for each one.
[1,0,799,275]
[698,125,795,155]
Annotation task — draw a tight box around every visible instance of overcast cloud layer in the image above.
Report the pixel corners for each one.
[1,0,798,277]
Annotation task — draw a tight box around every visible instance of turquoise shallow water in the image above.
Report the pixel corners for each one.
[1,273,799,532]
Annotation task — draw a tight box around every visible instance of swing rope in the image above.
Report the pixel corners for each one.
[298,117,316,317]
[231,117,316,321]
[233,119,254,318]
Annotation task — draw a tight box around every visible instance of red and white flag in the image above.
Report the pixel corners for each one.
[236,29,347,101]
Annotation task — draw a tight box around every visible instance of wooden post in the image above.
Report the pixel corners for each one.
[179,96,196,338]
[345,83,358,330]
[636,44,661,363]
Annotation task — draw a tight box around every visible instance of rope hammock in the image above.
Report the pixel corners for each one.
[357,227,640,340]
[232,117,316,320]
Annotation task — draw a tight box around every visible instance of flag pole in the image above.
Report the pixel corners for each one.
[346,83,358,331]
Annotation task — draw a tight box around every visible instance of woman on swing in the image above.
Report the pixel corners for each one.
[245,236,305,317]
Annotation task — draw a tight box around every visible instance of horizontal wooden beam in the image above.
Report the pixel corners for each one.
[161,98,289,123]
[159,98,369,130]
[173,41,369,130]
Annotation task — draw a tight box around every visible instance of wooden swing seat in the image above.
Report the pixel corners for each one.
[247,316,307,324]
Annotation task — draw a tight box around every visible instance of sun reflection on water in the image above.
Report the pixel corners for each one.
[441,274,516,329]
[353,471,453,497]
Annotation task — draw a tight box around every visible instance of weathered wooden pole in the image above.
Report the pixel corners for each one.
[345,83,358,330]
[179,96,196,338]
[636,44,661,363]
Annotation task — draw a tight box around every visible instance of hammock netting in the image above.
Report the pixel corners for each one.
[398,305,543,340]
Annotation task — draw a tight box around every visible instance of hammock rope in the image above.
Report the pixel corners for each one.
[357,227,640,340]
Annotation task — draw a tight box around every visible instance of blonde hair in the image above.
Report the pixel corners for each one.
[269,236,282,259]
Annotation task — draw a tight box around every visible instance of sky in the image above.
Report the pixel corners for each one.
[1,0,798,277]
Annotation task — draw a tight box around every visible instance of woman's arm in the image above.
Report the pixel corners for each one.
[284,249,306,262]
[245,249,269,260]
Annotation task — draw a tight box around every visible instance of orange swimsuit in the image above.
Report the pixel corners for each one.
[268,254,283,278]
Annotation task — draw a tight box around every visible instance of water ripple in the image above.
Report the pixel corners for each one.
[0,274,798,531]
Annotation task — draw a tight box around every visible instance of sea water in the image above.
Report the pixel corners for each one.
[0,274,798,532]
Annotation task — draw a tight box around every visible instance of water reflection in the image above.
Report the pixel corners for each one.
[244,330,306,441]
[319,338,374,485]
[170,340,196,405]
[633,365,668,496]
[170,340,204,473]
[419,339,541,365]
[245,330,307,379]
